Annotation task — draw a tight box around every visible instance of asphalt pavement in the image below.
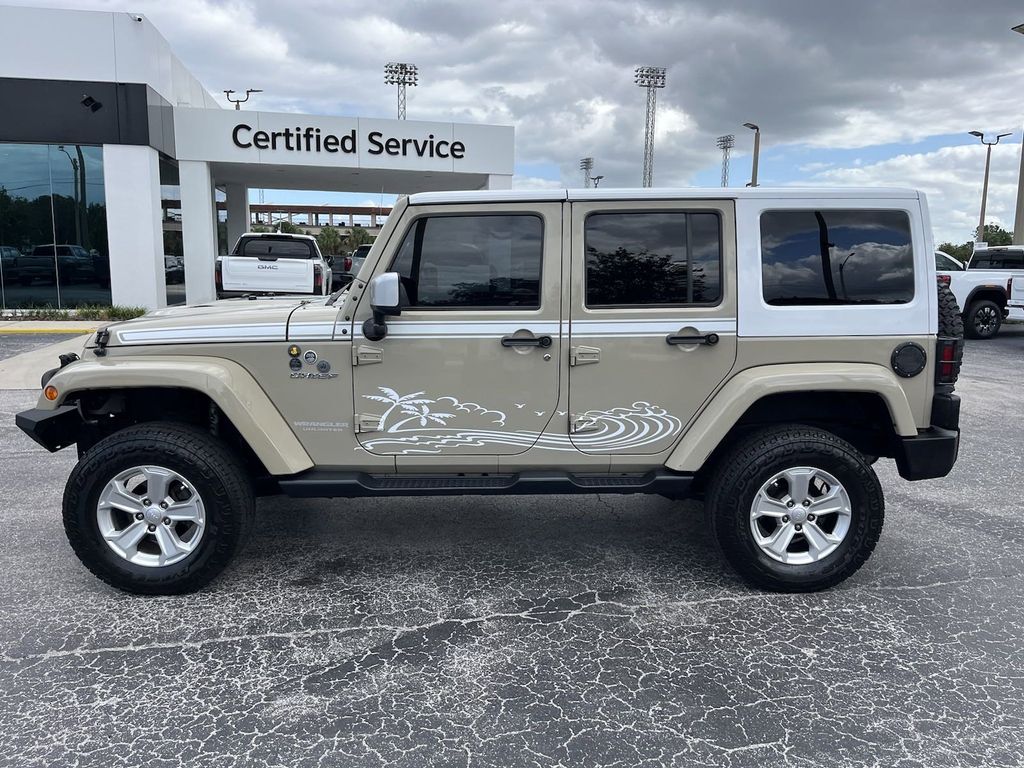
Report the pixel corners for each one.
[0,328,1022,768]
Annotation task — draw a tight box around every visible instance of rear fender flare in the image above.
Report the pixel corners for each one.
[665,363,919,473]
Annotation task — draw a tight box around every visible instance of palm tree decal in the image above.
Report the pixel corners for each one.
[363,387,433,430]
[389,403,456,432]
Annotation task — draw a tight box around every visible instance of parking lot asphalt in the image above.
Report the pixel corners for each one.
[1,328,1022,768]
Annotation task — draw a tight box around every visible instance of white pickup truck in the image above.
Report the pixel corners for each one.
[936,246,1024,339]
[216,233,331,298]
[1010,275,1024,310]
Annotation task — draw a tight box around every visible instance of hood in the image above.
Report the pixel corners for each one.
[98,297,323,348]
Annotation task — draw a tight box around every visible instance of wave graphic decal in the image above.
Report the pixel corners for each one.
[359,398,681,454]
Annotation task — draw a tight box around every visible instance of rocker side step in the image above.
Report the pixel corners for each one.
[276,470,694,499]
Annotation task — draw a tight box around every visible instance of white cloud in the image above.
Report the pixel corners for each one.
[805,143,1022,243]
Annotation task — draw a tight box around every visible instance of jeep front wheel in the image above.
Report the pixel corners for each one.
[705,425,884,592]
[63,422,254,594]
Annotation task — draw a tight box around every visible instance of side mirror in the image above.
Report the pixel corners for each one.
[362,272,402,341]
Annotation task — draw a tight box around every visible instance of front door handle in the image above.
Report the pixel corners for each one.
[501,334,552,348]
[666,332,719,346]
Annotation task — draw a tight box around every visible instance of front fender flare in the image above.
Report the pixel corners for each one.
[38,356,314,476]
[665,363,920,473]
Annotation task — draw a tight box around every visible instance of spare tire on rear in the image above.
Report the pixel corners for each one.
[937,282,964,339]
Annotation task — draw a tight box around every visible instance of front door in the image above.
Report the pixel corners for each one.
[351,203,563,466]
[567,200,738,455]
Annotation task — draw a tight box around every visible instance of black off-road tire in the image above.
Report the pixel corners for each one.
[963,298,1002,340]
[937,282,964,339]
[705,425,884,592]
[63,422,254,595]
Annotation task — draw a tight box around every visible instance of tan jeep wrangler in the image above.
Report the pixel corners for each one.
[17,188,964,595]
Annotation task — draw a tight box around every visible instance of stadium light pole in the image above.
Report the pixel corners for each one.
[716,134,735,188]
[970,130,1011,243]
[579,157,595,188]
[384,62,418,120]
[634,66,666,187]
[1012,23,1024,243]
[743,122,760,187]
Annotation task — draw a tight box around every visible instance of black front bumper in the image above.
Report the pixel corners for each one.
[893,394,960,481]
[15,406,83,452]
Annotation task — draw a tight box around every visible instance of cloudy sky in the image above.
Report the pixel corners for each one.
[17,0,1024,243]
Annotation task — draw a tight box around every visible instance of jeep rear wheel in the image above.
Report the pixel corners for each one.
[63,422,254,594]
[706,425,884,592]
[964,299,1002,340]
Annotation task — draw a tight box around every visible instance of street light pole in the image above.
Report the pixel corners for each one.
[743,122,760,187]
[1012,24,1024,243]
[970,131,1011,243]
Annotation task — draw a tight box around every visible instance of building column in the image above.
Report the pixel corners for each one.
[179,160,218,304]
[101,145,166,310]
[224,183,249,251]
[485,174,514,190]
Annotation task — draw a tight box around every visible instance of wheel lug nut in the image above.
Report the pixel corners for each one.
[147,524,156,532]
[135,512,144,520]
[159,501,168,509]
[162,517,171,526]
[786,500,795,508]
[808,514,816,522]
[142,498,150,506]
[782,515,789,523]
[795,524,803,531]
[802,500,810,507]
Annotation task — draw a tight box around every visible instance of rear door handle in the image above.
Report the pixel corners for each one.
[501,334,552,348]
[666,332,719,346]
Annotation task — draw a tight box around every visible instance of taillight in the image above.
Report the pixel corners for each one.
[343,256,353,272]
[313,264,323,291]
[935,337,963,386]
[1008,277,1014,294]
[215,261,222,290]
[937,274,951,288]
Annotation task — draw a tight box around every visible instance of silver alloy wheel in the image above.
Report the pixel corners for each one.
[96,465,206,567]
[749,466,852,565]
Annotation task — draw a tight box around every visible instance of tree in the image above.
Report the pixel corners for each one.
[345,225,373,251]
[275,220,306,235]
[316,225,343,256]
[937,223,1013,264]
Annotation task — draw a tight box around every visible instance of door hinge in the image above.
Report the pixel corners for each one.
[569,345,600,366]
[570,415,601,434]
[352,345,383,365]
[354,414,383,433]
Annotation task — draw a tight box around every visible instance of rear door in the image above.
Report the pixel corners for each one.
[567,200,737,455]
[351,203,563,468]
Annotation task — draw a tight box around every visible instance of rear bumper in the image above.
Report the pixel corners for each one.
[15,406,82,452]
[894,394,960,480]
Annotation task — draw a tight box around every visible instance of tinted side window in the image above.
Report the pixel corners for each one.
[390,215,542,308]
[584,211,721,307]
[761,209,914,305]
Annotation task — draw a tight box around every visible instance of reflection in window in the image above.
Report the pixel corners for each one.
[584,211,721,307]
[0,143,109,308]
[760,210,914,306]
[390,215,543,308]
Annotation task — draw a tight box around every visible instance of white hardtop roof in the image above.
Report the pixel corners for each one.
[408,187,922,205]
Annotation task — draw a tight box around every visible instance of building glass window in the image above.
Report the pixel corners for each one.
[160,160,186,306]
[0,142,109,309]
[584,211,721,307]
[390,215,543,308]
[760,209,915,306]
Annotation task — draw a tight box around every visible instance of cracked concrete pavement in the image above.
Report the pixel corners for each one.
[0,328,1022,767]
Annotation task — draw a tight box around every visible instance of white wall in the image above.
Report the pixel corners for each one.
[224,184,250,249]
[102,145,166,309]
[0,5,219,108]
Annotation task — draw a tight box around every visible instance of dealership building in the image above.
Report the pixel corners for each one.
[0,5,515,310]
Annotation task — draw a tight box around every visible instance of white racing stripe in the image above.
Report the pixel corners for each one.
[116,323,287,345]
